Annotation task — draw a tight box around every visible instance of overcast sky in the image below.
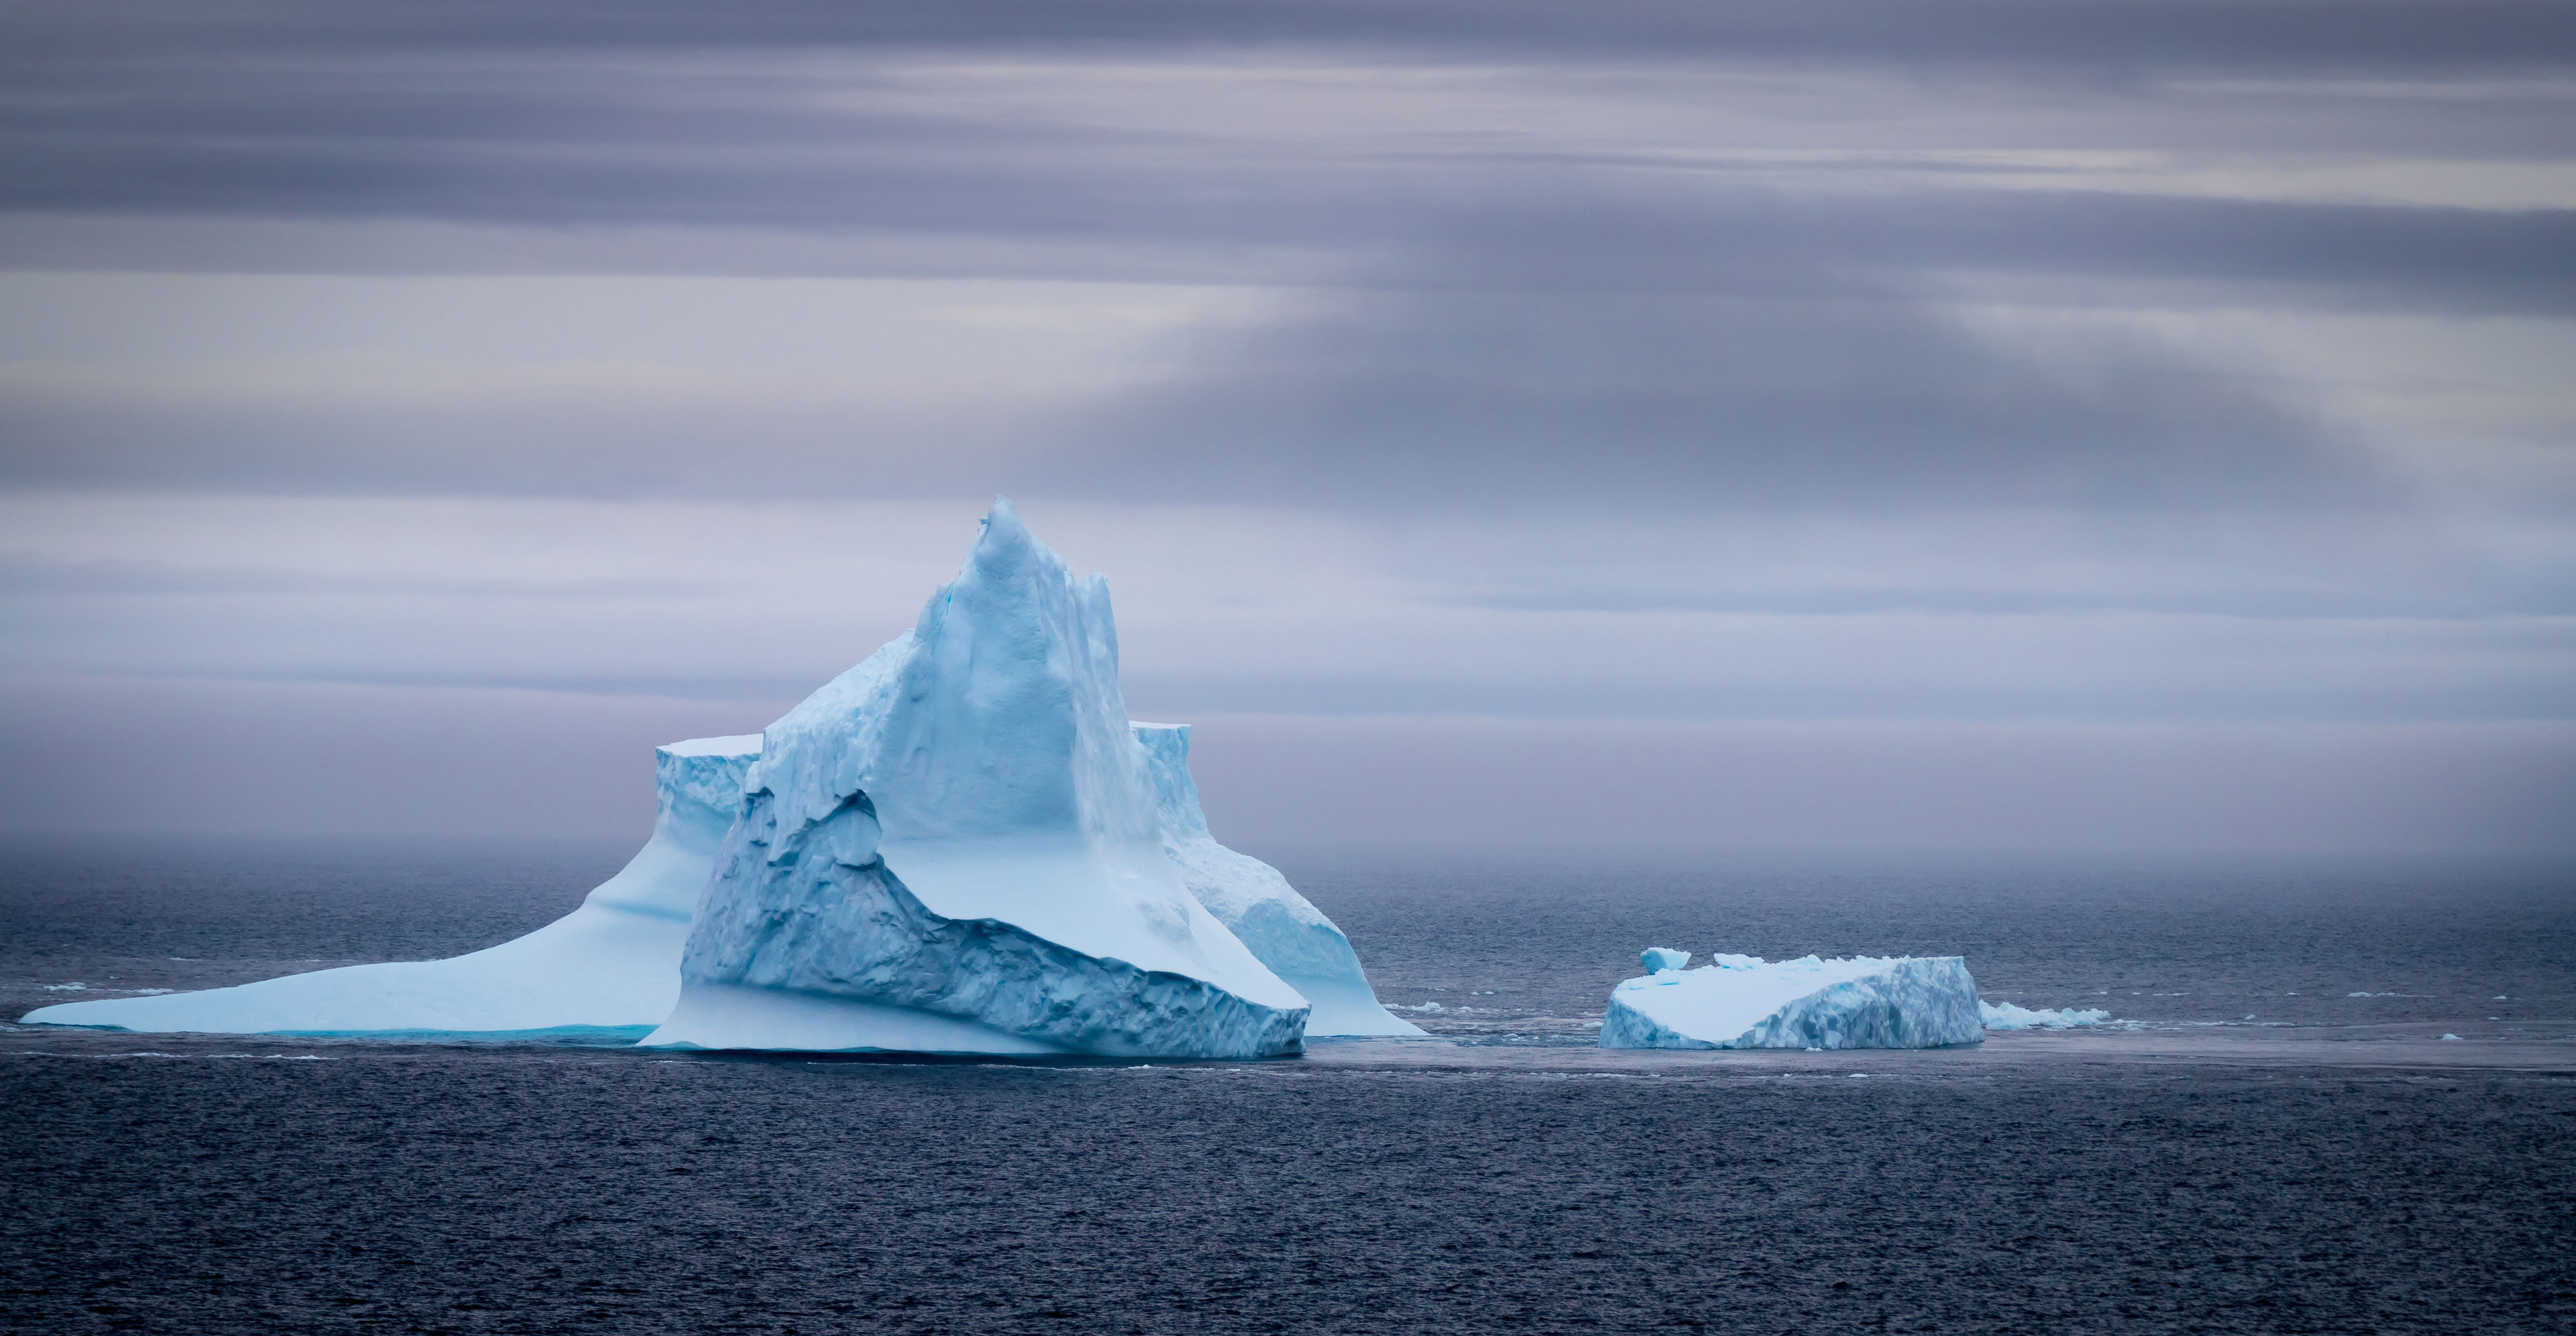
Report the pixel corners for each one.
[2,1,2570,852]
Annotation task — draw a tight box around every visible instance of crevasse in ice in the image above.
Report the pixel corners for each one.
[21,736,761,1037]
[1132,722,1423,1038]
[641,500,1309,1058]
[1598,950,1985,1050]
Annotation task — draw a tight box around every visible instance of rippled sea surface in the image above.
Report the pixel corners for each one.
[5,838,2573,1334]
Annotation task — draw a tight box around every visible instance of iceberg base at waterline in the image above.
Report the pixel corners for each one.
[18,736,760,1038]
[1598,948,1985,1050]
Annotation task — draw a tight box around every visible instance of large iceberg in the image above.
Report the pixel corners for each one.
[1133,722,1423,1038]
[1599,948,1984,1050]
[21,736,760,1038]
[641,501,1309,1058]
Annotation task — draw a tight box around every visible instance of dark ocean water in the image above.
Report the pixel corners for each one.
[5,838,2573,1334]
[1293,848,2576,1040]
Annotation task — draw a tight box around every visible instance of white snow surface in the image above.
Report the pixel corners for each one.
[20,738,760,1036]
[643,500,1307,1058]
[1598,951,1984,1050]
[1978,1000,2117,1030]
[1132,721,1423,1038]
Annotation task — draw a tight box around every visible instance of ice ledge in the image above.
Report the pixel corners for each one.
[661,734,765,758]
[21,736,759,1037]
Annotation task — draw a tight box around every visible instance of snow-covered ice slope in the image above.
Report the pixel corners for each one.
[21,736,760,1037]
[1598,948,1984,1050]
[1132,722,1422,1038]
[643,501,1308,1058]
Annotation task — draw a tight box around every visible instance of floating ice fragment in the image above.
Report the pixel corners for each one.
[1642,947,1691,973]
[1978,1000,2117,1030]
[1602,950,1982,1050]
[41,983,85,992]
[2439,1033,2462,1041]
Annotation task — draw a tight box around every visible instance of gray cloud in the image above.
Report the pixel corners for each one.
[1018,187,2382,511]
[3,4,2569,307]
[1,0,2564,525]
[8,1,2571,70]
[1057,297,2361,511]
[3,184,2546,510]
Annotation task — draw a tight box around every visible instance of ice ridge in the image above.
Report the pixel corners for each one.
[1132,722,1424,1038]
[643,499,1307,1058]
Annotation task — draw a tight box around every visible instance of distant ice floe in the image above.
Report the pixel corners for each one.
[1595,945,2137,1049]
[1978,1000,2118,1030]
[1600,948,1983,1050]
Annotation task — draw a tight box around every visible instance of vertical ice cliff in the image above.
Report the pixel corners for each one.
[1132,722,1423,1038]
[641,501,1309,1058]
[20,736,760,1036]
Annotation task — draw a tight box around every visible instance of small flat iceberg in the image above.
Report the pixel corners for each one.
[20,736,761,1038]
[1978,1000,2116,1030]
[1598,948,1983,1050]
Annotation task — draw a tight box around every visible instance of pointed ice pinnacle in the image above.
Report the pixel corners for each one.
[643,499,1311,1057]
[21,736,762,1038]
